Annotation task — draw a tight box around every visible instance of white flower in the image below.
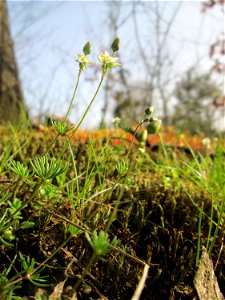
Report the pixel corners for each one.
[202,137,211,149]
[75,54,88,63]
[112,117,121,127]
[75,54,92,71]
[97,51,121,71]
[97,51,117,63]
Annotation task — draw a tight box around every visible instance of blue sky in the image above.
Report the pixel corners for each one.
[7,0,224,129]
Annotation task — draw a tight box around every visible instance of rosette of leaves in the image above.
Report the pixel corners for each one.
[85,230,118,256]
[30,155,68,180]
[51,119,73,136]
[7,160,32,180]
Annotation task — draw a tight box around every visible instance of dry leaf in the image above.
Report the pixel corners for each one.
[49,279,67,299]
[194,247,224,300]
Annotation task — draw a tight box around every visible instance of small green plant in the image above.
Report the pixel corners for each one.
[8,160,32,180]
[0,255,21,299]
[40,182,59,201]
[116,160,129,177]
[85,230,118,256]
[30,155,68,180]
[67,223,82,236]
[0,198,35,247]
[74,230,118,290]
[51,119,73,136]
[18,252,49,287]
[8,198,23,220]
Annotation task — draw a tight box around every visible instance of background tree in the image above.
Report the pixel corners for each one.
[11,1,65,124]
[202,0,224,75]
[99,1,223,132]
[5,1,223,130]
[0,0,26,123]
[100,1,188,128]
[172,68,221,135]
[202,0,225,121]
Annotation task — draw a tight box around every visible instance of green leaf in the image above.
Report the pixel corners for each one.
[20,221,35,229]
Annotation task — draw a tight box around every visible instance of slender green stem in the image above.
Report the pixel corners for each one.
[159,133,168,159]
[70,72,106,138]
[68,139,80,196]
[206,197,214,252]
[208,197,225,255]
[74,251,97,291]
[59,71,106,159]
[45,70,82,155]
[105,184,124,233]
[25,179,45,203]
[45,133,59,155]
[11,178,22,199]
[64,70,82,122]
[126,119,146,159]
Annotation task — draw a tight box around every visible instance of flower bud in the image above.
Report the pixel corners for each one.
[140,129,148,144]
[147,118,161,134]
[111,37,120,53]
[138,147,146,154]
[145,106,154,116]
[83,41,91,55]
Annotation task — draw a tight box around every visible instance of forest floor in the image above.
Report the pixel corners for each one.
[0,125,224,299]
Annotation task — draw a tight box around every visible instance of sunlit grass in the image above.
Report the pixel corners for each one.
[1,123,224,298]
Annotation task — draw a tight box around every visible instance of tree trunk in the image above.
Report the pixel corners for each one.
[0,0,26,124]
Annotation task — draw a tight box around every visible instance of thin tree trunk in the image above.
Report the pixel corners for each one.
[0,0,26,123]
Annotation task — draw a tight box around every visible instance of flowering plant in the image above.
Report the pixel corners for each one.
[98,51,121,73]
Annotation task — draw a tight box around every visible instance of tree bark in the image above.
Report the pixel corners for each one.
[0,0,26,123]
